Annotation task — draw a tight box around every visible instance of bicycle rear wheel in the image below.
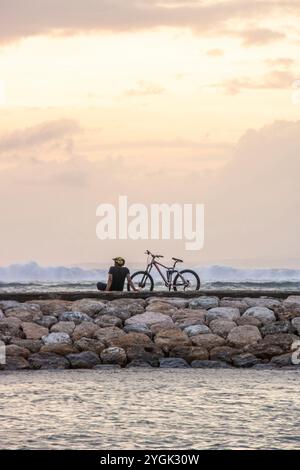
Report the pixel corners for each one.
[173,269,200,291]
[127,271,154,291]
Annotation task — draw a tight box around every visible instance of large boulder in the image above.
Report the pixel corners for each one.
[245,342,283,359]
[291,317,300,335]
[36,315,57,329]
[5,344,30,358]
[0,300,21,311]
[209,319,236,338]
[67,351,100,369]
[3,356,29,370]
[5,304,42,322]
[260,321,292,336]
[126,344,164,367]
[227,325,262,348]
[72,322,101,341]
[74,338,105,355]
[42,332,71,345]
[33,300,72,317]
[147,297,188,309]
[189,296,219,310]
[170,345,209,363]
[123,323,153,337]
[183,324,211,337]
[101,299,145,320]
[94,315,122,328]
[0,317,23,338]
[21,322,49,340]
[281,296,300,320]
[232,353,259,368]
[244,297,282,311]
[71,299,106,317]
[159,358,190,368]
[125,311,174,328]
[93,326,125,346]
[40,343,77,356]
[10,338,42,353]
[51,321,76,335]
[210,346,241,363]
[242,307,276,325]
[109,332,151,350]
[206,307,240,323]
[219,298,249,313]
[154,328,190,353]
[29,352,70,369]
[146,302,177,315]
[59,311,93,323]
[100,347,127,366]
[171,309,206,329]
[236,316,262,327]
[260,333,298,352]
[191,333,225,350]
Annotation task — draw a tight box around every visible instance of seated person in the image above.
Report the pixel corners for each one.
[97,256,138,292]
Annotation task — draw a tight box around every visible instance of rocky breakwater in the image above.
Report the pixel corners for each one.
[1,295,300,370]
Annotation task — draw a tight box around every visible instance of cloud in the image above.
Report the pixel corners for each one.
[124,80,165,97]
[221,70,295,94]
[237,28,285,46]
[0,0,298,44]
[0,119,81,155]
[266,57,295,68]
[206,48,224,57]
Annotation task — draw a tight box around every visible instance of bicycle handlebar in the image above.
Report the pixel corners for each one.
[145,250,164,258]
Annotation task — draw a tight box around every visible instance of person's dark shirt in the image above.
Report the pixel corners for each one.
[108,266,130,291]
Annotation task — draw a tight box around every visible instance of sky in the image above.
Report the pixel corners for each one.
[0,0,300,268]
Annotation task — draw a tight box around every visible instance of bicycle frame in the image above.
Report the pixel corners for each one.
[144,256,186,290]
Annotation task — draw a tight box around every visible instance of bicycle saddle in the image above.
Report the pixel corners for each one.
[172,257,183,263]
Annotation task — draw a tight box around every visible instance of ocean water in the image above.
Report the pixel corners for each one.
[0,369,299,450]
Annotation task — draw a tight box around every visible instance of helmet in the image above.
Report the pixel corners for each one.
[113,256,125,266]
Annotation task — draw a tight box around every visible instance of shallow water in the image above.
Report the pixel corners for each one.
[0,369,299,450]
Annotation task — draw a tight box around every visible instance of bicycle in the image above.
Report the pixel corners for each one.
[127,250,200,291]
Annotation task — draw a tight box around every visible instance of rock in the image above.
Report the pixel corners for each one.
[191,333,225,350]
[5,344,30,358]
[206,307,240,323]
[172,309,206,329]
[232,353,259,367]
[126,360,153,368]
[125,311,174,329]
[100,347,127,366]
[0,318,23,338]
[94,315,122,328]
[22,322,49,340]
[67,351,100,369]
[245,342,283,359]
[236,316,262,327]
[147,297,188,309]
[42,332,71,345]
[126,344,163,366]
[74,338,105,355]
[29,353,70,369]
[146,302,177,315]
[0,309,5,320]
[72,322,101,341]
[260,333,298,352]
[34,300,72,317]
[59,311,93,323]
[260,321,292,336]
[10,338,42,353]
[281,296,300,320]
[291,317,300,335]
[150,322,178,335]
[5,305,42,322]
[109,332,151,350]
[170,345,209,363]
[227,325,261,348]
[210,346,241,363]
[0,300,21,311]
[40,343,77,356]
[189,296,219,310]
[4,356,29,370]
[93,326,125,346]
[51,321,76,335]
[123,323,153,337]
[71,299,106,316]
[183,324,211,337]
[209,320,236,338]
[244,297,282,312]
[191,360,231,369]
[36,315,57,329]
[219,298,249,313]
[102,299,145,320]
[270,353,294,367]
[242,307,276,325]
[159,358,190,368]
[154,328,190,353]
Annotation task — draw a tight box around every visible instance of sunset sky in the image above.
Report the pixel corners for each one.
[0,0,300,268]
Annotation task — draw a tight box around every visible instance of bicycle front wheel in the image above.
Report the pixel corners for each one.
[127,271,154,291]
[173,269,200,291]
